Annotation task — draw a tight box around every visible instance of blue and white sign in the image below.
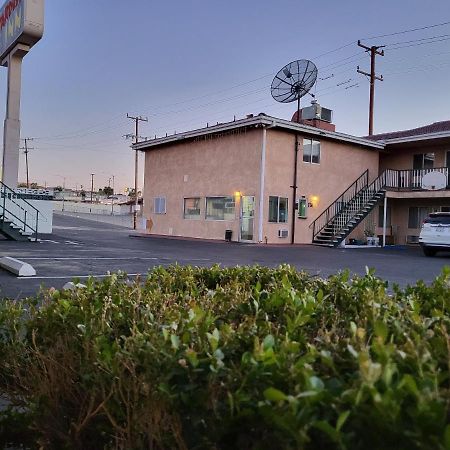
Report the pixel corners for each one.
[0,0,43,61]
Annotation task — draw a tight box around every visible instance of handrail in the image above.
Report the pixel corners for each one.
[311,166,450,244]
[310,169,369,238]
[0,181,40,241]
[0,180,40,214]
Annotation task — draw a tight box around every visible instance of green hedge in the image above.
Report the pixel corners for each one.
[1,265,450,449]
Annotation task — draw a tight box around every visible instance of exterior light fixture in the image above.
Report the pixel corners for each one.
[310,195,319,208]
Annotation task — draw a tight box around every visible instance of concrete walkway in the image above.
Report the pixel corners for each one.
[54,210,134,228]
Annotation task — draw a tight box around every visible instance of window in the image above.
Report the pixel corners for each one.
[408,206,432,228]
[413,153,434,170]
[378,205,392,227]
[184,197,201,219]
[269,196,288,223]
[303,138,321,164]
[206,196,235,220]
[154,197,166,214]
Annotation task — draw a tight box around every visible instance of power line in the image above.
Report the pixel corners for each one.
[387,36,450,51]
[385,32,450,47]
[362,19,450,40]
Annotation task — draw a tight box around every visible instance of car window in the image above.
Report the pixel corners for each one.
[424,216,450,224]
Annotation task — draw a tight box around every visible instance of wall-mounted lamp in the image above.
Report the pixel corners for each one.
[310,195,319,208]
[234,191,242,201]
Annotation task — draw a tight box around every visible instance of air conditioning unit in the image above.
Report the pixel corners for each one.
[301,103,333,123]
[278,229,289,238]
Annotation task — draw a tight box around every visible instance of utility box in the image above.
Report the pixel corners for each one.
[298,196,308,219]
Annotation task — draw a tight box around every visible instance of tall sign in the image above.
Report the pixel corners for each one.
[1,0,44,188]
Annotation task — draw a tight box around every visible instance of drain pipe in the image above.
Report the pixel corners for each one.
[290,134,299,244]
[290,98,301,244]
[258,120,276,243]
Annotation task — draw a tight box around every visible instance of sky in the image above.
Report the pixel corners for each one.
[1,0,450,192]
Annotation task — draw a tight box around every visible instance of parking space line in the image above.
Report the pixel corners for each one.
[18,273,143,280]
[22,257,160,260]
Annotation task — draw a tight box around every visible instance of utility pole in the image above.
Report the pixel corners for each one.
[62,176,66,212]
[20,138,34,188]
[111,174,115,215]
[90,173,95,213]
[357,40,385,136]
[125,114,148,230]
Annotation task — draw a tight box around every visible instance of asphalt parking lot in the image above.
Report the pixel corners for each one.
[0,213,449,299]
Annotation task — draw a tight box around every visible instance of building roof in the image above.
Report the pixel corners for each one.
[366,121,450,143]
[134,113,385,152]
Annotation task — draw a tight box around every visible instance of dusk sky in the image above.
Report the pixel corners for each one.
[1,0,449,192]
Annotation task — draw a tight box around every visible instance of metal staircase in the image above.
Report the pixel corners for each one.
[311,170,388,247]
[0,181,40,241]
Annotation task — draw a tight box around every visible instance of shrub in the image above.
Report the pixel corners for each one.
[1,265,450,449]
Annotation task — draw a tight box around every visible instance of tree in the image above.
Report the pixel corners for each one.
[54,186,63,192]
[103,186,113,196]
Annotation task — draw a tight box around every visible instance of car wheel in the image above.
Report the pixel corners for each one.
[422,246,437,257]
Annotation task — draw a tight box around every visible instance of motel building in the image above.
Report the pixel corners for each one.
[134,104,450,247]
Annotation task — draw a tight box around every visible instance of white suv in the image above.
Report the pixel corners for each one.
[419,212,450,257]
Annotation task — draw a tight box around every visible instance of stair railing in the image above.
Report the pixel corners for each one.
[0,181,40,241]
[311,169,369,240]
[311,166,450,245]
[330,170,392,236]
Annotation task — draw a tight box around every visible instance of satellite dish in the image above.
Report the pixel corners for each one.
[271,59,318,121]
[421,171,447,191]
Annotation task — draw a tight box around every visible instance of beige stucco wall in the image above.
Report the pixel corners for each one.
[263,129,379,244]
[380,144,449,172]
[142,127,380,244]
[143,129,263,242]
[378,197,450,245]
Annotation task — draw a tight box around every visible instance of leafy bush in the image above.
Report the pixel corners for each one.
[1,265,450,449]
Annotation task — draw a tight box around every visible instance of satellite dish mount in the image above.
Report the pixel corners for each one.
[271,59,318,123]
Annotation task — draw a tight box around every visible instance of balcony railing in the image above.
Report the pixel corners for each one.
[383,167,449,191]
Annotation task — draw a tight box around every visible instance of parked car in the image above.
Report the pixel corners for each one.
[419,212,450,256]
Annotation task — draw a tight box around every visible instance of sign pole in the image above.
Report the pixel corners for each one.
[0,0,44,188]
[2,44,28,187]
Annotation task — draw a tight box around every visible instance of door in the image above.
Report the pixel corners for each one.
[240,196,255,242]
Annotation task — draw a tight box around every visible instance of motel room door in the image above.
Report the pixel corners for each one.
[240,196,255,242]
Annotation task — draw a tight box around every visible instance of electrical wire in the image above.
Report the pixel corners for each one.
[361,19,450,40]
[387,36,450,50]
[385,33,450,47]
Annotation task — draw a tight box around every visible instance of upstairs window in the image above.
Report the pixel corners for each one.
[413,153,434,170]
[269,196,288,223]
[154,197,166,214]
[303,139,321,164]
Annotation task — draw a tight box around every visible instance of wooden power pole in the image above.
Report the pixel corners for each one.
[125,114,148,230]
[357,40,385,136]
[20,137,34,188]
